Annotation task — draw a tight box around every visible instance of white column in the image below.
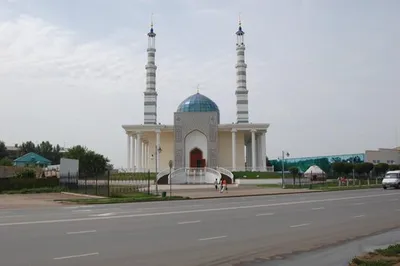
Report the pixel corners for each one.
[257,134,262,170]
[127,134,131,171]
[262,131,267,171]
[231,129,237,171]
[156,129,161,171]
[136,133,142,172]
[141,141,145,171]
[251,129,256,171]
[147,144,150,171]
[131,134,136,172]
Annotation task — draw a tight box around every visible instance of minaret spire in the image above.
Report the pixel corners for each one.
[144,13,158,125]
[235,15,249,124]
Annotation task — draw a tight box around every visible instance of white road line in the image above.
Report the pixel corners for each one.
[311,207,325,210]
[89,213,115,217]
[0,192,398,227]
[71,210,92,213]
[256,213,275,216]
[198,236,227,241]
[0,215,25,218]
[53,252,99,260]
[389,199,399,202]
[351,202,365,206]
[178,220,201,225]
[289,223,310,228]
[353,215,366,218]
[66,230,97,235]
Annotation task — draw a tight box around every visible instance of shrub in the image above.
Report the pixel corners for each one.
[15,169,36,179]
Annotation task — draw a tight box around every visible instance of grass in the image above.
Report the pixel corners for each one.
[232,171,282,179]
[110,172,157,181]
[258,182,383,191]
[59,191,189,204]
[349,244,400,266]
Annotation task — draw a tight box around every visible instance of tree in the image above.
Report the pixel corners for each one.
[289,167,299,185]
[332,162,345,175]
[342,162,354,176]
[20,141,37,154]
[374,163,389,177]
[64,145,109,176]
[0,140,8,159]
[0,157,13,166]
[388,164,400,171]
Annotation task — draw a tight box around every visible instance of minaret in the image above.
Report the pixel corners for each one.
[235,18,249,124]
[143,18,158,124]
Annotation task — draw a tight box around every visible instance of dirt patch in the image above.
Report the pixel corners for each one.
[349,244,400,265]
[0,193,91,209]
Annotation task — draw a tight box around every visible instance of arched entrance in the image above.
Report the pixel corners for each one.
[190,148,206,168]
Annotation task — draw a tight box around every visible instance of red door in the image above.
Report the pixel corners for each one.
[190,148,203,168]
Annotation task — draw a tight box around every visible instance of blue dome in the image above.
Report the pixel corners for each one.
[177,93,220,113]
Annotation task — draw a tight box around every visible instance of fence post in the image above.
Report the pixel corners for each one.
[107,170,110,197]
[95,174,98,195]
[147,170,150,195]
[85,174,87,194]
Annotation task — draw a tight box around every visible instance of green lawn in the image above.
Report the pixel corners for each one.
[258,182,382,191]
[350,244,400,265]
[232,171,282,179]
[59,192,189,204]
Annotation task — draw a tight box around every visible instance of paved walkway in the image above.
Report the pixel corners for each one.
[158,186,320,199]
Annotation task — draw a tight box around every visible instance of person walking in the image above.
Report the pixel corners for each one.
[214,178,218,191]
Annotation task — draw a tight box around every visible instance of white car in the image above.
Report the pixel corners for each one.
[382,170,400,189]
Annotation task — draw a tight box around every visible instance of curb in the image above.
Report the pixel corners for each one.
[61,192,106,199]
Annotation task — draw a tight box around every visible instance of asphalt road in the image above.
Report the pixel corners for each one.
[0,189,399,266]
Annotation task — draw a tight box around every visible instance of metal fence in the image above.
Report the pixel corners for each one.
[59,170,153,197]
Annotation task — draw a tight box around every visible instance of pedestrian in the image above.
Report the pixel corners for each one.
[214,178,218,191]
[222,179,227,193]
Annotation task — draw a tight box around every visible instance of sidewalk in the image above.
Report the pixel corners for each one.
[156,186,321,199]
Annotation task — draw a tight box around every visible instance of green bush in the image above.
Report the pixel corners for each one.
[0,177,59,192]
[15,169,36,179]
[2,187,63,194]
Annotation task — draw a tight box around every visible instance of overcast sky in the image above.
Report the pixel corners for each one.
[0,0,399,168]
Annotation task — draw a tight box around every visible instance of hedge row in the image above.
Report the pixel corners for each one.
[0,177,59,192]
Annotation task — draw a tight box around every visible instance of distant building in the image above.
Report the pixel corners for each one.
[365,148,400,165]
[13,152,51,167]
[5,145,21,160]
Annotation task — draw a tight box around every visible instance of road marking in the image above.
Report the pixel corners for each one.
[199,236,227,241]
[256,213,275,216]
[178,220,201,225]
[0,192,398,227]
[353,215,366,218]
[351,202,365,206]
[0,215,25,218]
[66,230,97,235]
[389,199,399,202]
[53,252,99,260]
[290,223,310,228]
[72,210,92,213]
[90,213,115,217]
[311,207,325,210]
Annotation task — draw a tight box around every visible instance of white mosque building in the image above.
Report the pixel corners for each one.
[122,21,270,184]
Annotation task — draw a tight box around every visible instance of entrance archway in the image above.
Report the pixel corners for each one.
[190,148,206,168]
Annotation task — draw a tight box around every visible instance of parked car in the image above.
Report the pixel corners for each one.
[382,170,400,189]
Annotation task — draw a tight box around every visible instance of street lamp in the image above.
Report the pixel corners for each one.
[281,151,290,189]
[168,160,173,198]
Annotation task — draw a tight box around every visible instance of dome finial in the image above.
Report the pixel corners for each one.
[150,12,154,28]
[197,84,200,93]
[239,12,242,27]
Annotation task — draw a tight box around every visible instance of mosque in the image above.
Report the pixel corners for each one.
[122,21,270,184]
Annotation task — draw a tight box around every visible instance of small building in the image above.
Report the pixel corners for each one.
[364,148,400,165]
[13,152,51,167]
